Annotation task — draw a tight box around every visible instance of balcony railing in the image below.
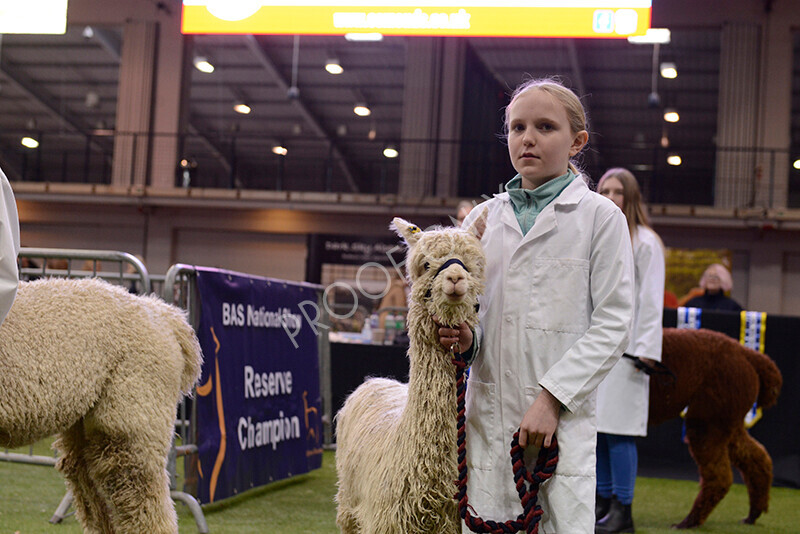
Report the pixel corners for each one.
[1,130,797,208]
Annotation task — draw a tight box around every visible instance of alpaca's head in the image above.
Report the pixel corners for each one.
[391,214,486,329]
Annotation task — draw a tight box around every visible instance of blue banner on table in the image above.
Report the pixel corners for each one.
[193,267,323,504]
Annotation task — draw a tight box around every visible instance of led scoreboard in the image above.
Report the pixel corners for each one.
[181,1,652,38]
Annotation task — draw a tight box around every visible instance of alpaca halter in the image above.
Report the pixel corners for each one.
[433,258,469,278]
[451,346,559,534]
[423,257,469,301]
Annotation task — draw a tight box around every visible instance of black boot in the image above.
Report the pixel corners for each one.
[595,495,634,534]
[595,494,612,522]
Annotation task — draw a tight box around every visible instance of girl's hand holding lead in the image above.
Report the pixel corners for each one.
[518,387,561,449]
[432,315,473,354]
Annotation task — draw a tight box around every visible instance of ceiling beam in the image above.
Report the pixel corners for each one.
[87,26,234,179]
[0,59,92,136]
[243,34,360,193]
[0,57,114,168]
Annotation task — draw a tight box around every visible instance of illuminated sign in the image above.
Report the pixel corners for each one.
[0,0,68,34]
[181,1,652,38]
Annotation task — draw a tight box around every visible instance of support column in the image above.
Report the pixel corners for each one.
[753,4,792,209]
[112,20,157,187]
[150,18,192,189]
[714,23,760,209]
[434,38,466,198]
[398,38,465,198]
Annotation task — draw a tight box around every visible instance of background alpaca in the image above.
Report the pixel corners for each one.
[335,216,485,534]
[0,277,202,534]
[650,327,782,529]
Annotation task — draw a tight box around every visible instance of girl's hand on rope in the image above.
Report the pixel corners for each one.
[432,315,472,354]
[519,388,561,449]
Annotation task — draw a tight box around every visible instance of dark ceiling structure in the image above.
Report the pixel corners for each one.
[0,22,795,205]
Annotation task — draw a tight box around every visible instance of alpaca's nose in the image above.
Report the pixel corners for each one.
[446,271,465,285]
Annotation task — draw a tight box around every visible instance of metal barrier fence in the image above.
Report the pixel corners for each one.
[162,263,208,533]
[2,248,208,533]
[18,247,150,294]
[3,251,332,532]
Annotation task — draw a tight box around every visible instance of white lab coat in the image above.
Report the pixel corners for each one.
[461,177,633,534]
[0,167,18,326]
[597,225,664,436]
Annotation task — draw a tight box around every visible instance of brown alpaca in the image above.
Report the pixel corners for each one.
[649,328,782,529]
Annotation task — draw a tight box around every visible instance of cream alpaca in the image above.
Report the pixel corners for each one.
[0,277,202,534]
[335,216,486,534]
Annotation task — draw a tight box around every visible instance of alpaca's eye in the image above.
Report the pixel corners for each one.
[423,262,430,271]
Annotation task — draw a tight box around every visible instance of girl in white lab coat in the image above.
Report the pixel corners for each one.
[595,168,664,534]
[0,166,19,325]
[439,78,633,534]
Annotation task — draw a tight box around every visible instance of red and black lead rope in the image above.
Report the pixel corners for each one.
[451,349,559,534]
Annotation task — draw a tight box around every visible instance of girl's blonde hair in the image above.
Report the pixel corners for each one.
[503,77,589,175]
[597,167,653,239]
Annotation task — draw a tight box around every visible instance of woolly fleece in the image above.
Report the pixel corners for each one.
[650,327,782,528]
[0,277,202,534]
[335,217,486,534]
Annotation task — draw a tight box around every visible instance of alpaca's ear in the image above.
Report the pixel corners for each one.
[391,217,422,247]
[463,207,488,240]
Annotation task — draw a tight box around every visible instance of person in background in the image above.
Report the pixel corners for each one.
[455,200,474,227]
[595,167,665,533]
[683,263,742,312]
[0,166,20,326]
[438,77,633,533]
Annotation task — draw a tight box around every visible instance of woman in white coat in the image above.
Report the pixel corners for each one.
[595,168,665,534]
[439,78,634,534]
[0,166,19,326]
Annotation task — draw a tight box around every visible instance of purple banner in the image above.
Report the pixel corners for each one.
[193,267,322,504]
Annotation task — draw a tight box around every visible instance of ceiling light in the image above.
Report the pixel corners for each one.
[345,33,383,42]
[271,145,287,156]
[82,26,94,39]
[667,154,682,166]
[233,102,251,114]
[660,62,678,79]
[663,108,680,123]
[21,136,39,149]
[206,2,261,21]
[325,57,343,75]
[383,145,398,158]
[353,103,371,117]
[627,28,671,44]
[793,159,800,170]
[193,56,215,74]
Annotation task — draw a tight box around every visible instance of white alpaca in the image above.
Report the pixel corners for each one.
[335,216,486,534]
[0,277,202,534]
